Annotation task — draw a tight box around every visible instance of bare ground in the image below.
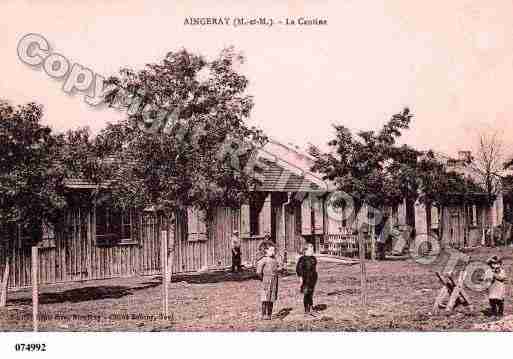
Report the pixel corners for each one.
[1,246,512,331]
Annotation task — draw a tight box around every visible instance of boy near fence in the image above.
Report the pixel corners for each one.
[296,243,318,316]
[256,243,279,320]
[487,255,507,317]
[375,215,389,260]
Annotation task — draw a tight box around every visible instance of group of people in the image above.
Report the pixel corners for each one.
[230,230,318,320]
[231,230,508,321]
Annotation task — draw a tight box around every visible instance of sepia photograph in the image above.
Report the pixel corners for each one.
[0,0,512,356]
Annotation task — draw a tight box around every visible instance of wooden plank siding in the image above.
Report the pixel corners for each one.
[1,194,313,290]
[1,207,167,290]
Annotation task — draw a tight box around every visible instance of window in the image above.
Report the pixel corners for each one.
[312,196,324,234]
[120,211,132,240]
[250,204,260,236]
[40,222,56,248]
[241,193,271,238]
[391,205,398,227]
[96,206,135,246]
[471,205,477,227]
[16,222,38,248]
[301,195,312,235]
[187,207,207,242]
[430,205,439,229]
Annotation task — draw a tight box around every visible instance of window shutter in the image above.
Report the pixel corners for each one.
[198,210,207,237]
[240,203,250,237]
[431,205,439,228]
[187,207,207,242]
[397,199,407,225]
[301,194,312,235]
[312,197,324,234]
[259,194,271,236]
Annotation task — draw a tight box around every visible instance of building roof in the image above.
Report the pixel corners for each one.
[256,139,332,192]
[63,139,333,193]
[256,158,323,192]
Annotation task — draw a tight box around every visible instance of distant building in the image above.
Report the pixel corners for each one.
[411,150,504,248]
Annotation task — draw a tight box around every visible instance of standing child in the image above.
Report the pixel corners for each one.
[296,243,318,316]
[487,255,507,317]
[231,230,242,273]
[256,243,279,320]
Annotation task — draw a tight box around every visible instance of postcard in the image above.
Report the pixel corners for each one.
[0,1,512,357]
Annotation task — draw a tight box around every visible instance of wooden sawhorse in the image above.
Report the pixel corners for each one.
[433,271,472,313]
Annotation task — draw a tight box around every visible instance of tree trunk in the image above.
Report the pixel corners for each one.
[439,205,446,249]
[0,258,10,307]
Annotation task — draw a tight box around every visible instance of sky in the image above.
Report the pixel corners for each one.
[1,0,513,158]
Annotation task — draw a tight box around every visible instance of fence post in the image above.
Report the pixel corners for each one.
[31,246,39,332]
[161,229,169,317]
[370,223,376,261]
[0,258,10,307]
[358,229,367,308]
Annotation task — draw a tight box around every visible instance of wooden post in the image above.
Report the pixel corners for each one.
[161,229,169,317]
[31,246,39,332]
[358,229,367,308]
[0,258,10,307]
[167,224,174,283]
[280,202,287,265]
[439,206,446,249]
[370,219,376,261]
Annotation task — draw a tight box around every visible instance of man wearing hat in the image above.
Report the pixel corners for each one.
[486,255,507,317]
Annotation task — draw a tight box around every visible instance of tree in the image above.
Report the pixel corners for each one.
[55,127,113,186]
[100,47,267,210]
[94,48,267,310]
[309,108,413,216]
[0,100,66,306]
[309,108,486,304]
[309,108,413,307]
[472,130,504,203]
[416,150,486,246]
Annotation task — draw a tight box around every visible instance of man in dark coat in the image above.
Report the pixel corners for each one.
[296,243,318,315]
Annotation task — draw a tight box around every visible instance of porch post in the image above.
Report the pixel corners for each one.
[280,194,287,262]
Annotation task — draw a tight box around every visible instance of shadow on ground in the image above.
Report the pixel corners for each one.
[327,288,360,296]
[7,269,294,307]
[153,268,294,285]
[9,282,160,306]
[313,304,328,311]
[275,307,293,319]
